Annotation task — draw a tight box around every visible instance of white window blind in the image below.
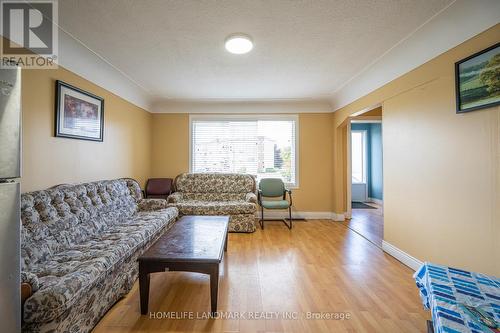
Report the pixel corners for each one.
[190,116,298,186]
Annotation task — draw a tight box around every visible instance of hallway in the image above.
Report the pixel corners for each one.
[342,203,383,247]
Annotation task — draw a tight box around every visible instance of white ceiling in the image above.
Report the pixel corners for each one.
[58,0,456,105]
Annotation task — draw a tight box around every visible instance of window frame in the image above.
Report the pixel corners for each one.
[351,129,368,184]
[189,114,300,189]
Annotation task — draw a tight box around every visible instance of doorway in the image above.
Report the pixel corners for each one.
[343,108,384,246]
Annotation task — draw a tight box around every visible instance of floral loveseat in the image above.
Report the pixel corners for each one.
[167,173,257,232]
[20,178,178,333]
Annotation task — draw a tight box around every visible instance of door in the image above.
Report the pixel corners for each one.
[0,67,21,179]
[0,182,21,332]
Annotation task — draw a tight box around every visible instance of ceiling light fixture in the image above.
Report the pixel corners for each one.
[225,34,253,54]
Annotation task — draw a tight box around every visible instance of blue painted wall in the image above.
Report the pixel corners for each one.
[351,123,383,200]
[369,124,383,200]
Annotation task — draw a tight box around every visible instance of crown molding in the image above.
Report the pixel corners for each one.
[58,28,153,111]
[150,98,333,113]
[330,0,500,111]
[55,0,499,114]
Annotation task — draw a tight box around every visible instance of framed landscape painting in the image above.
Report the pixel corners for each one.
[55,80,104,141]
[455,42,500,113]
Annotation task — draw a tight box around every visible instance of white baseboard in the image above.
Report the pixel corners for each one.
[368,198,383,205]
[333,213,345,222]
[255,211,344,221]
[382,241,423,271]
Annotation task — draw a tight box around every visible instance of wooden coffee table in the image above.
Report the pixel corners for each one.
[138,215,229,315]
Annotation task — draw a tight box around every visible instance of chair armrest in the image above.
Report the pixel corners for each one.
[166,192,183,204]
[257,189,263,204]
[245,192,257,204]
[284,189,293,206]
[137,199,168,211]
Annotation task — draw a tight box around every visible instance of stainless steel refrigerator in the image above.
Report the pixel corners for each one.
[0,65,21,332]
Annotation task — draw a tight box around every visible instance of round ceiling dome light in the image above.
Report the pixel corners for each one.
[225,34,253,54]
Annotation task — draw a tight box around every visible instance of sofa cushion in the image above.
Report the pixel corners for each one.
[181,192,247,202]
[261,200,290,209]
[172,200,256,215]
[137,198,168,211]
[23,207,178,324]
[174,173,255,193]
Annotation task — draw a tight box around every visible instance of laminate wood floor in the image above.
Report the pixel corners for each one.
[94,220,429,333]
[342,204,384,247]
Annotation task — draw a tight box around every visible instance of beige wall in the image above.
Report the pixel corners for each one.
[332,24,500,275]
[21,63,335,212]
[151,114,190,179]
[151,113,334,212]
[22,66,152,192]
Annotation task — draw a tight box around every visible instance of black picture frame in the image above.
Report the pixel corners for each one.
[455,42,500,113]
[55,80,104,141]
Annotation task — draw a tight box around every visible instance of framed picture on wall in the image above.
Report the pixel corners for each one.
[55,80,104,141]
[455,42,500,113]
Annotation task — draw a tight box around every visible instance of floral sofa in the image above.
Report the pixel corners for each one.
[20,178,178,333]
[167,173,257,232]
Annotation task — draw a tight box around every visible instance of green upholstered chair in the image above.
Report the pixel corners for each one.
[258,178,292,230]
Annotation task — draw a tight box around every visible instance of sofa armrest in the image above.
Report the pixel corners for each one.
[21,283,32,306]
[21,271,39,304]
[246,192,257,204]
[167,192,183,204]
[138,198,168,211]
[21,271,39,292]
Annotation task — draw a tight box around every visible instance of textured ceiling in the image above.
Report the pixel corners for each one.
[59,0,454,101]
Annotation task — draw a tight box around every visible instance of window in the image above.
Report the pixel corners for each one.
[190,115,298,187]
[351,130,367,184]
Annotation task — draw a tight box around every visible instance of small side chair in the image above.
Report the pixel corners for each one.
[145,178,173,200]
[258,178,293,230]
